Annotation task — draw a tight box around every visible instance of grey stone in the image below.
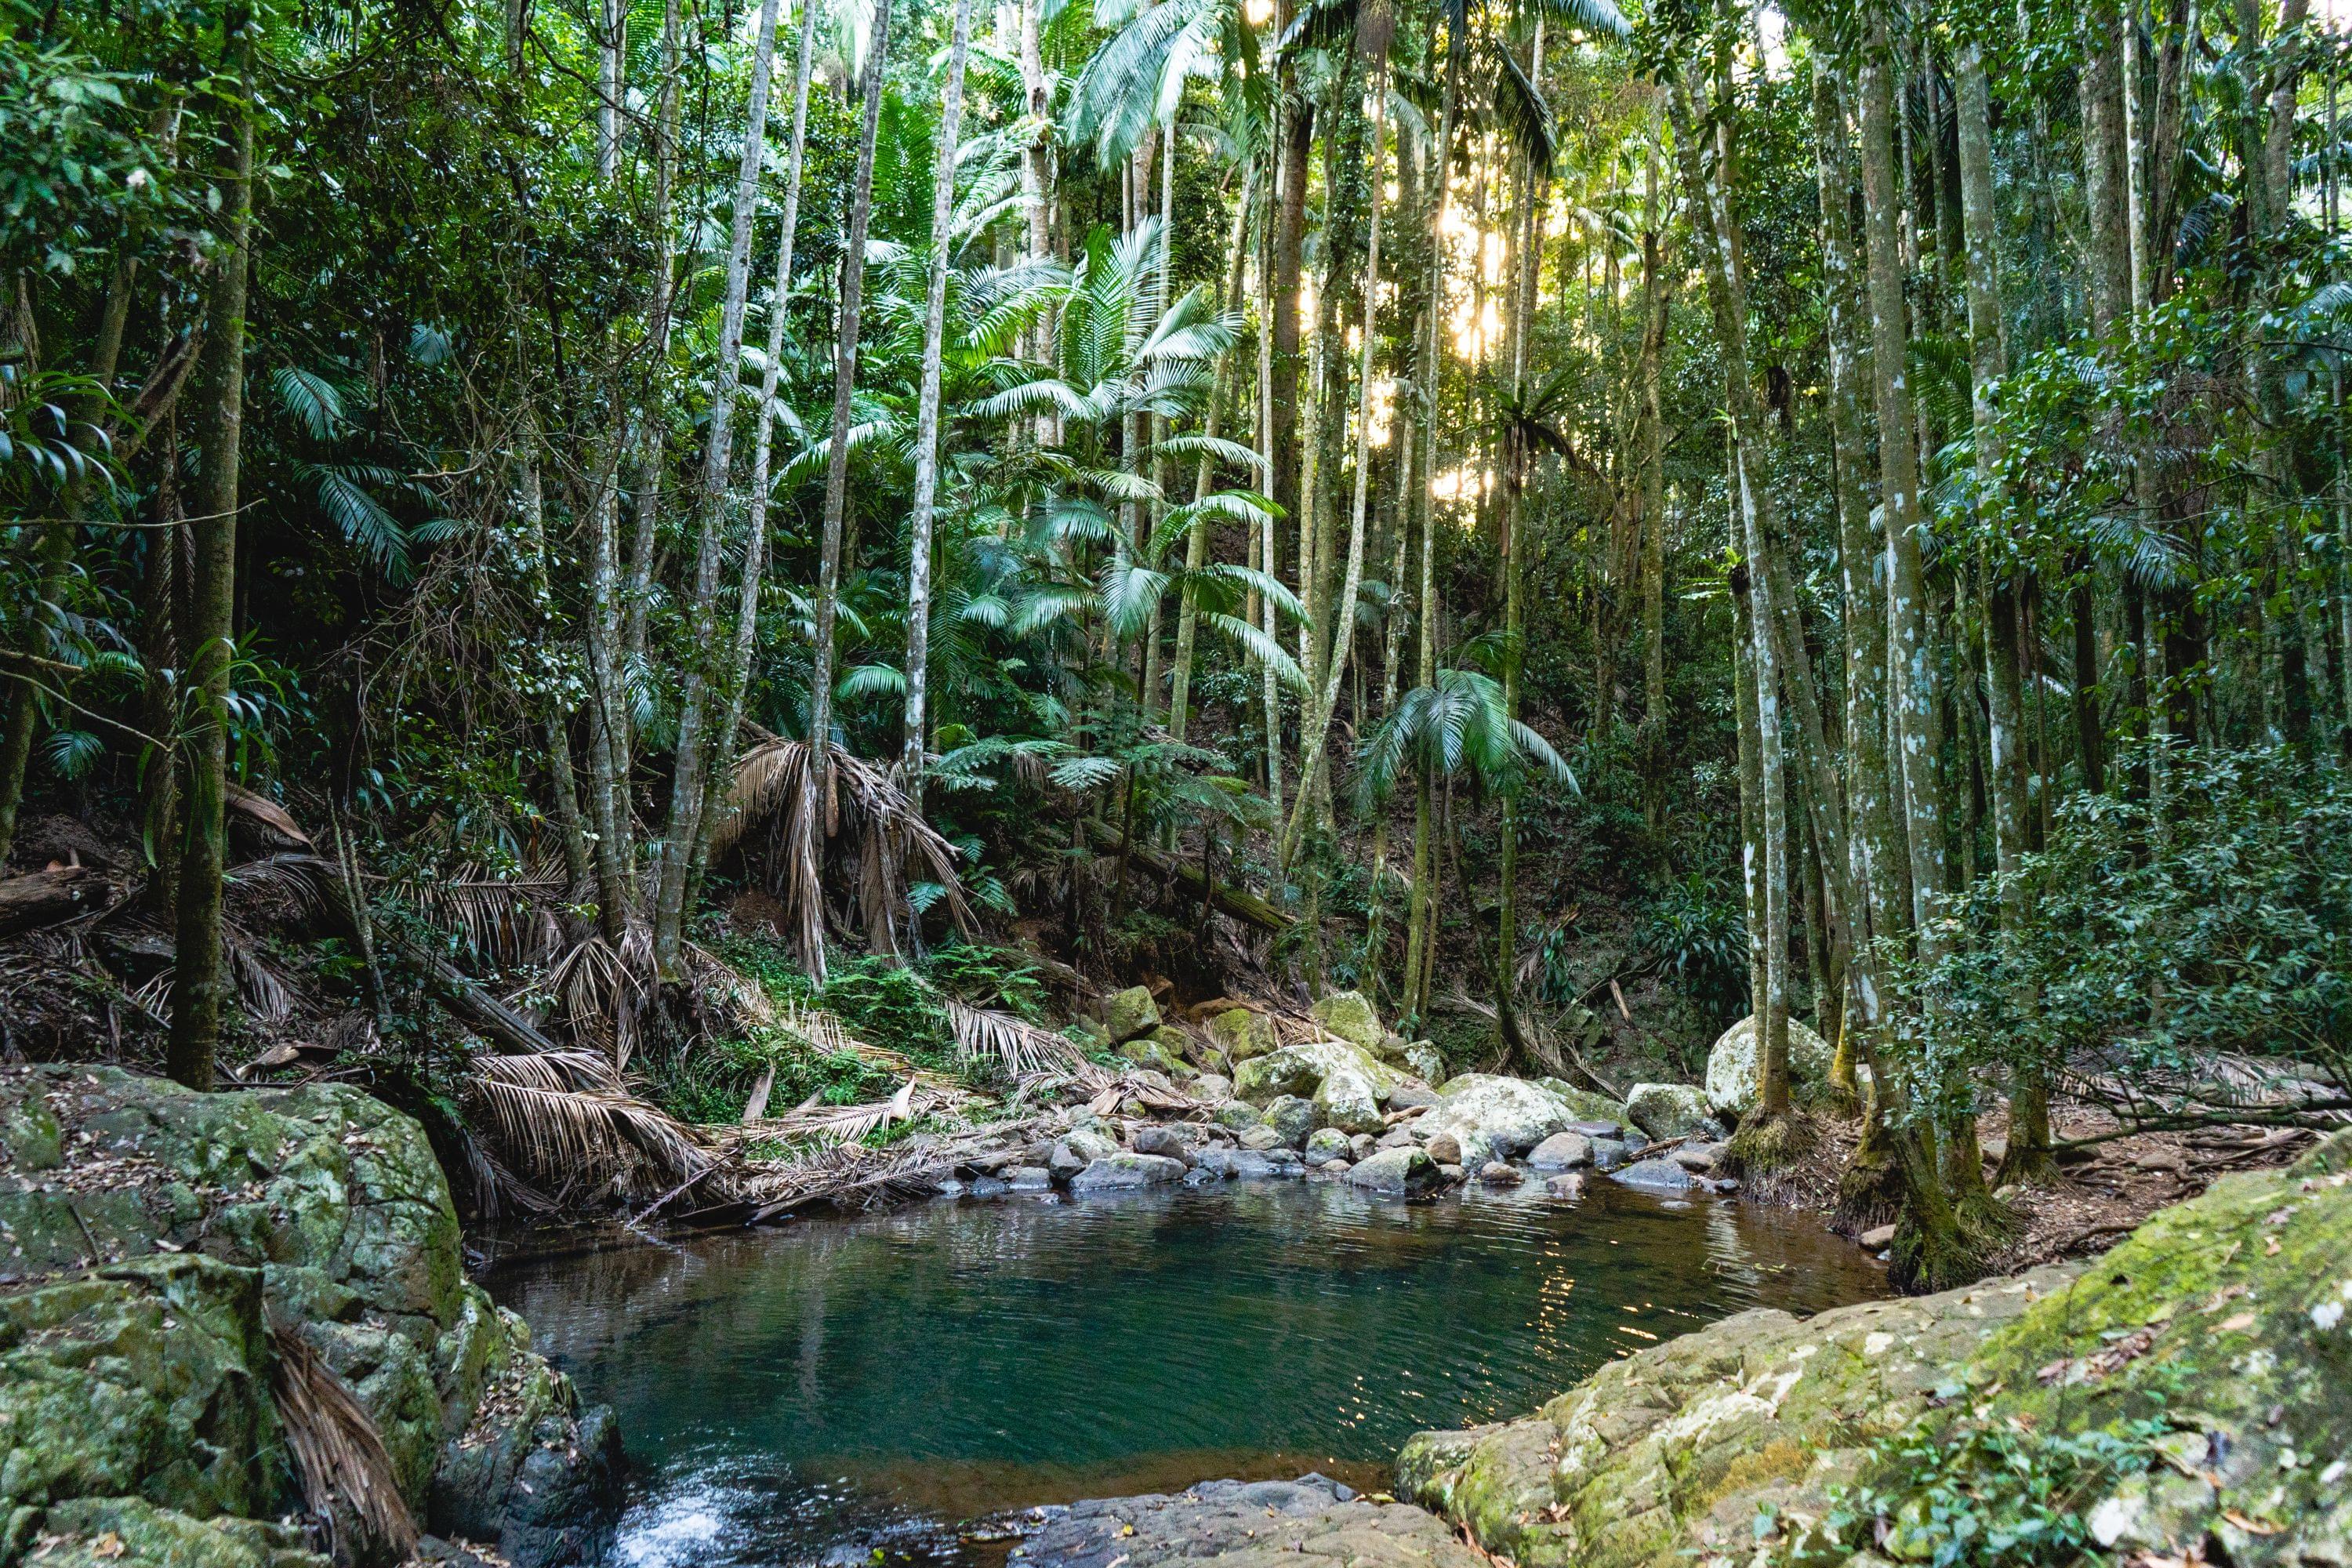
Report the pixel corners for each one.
[935,1177,969,1196]
[1350,1132,1379,1159]
[1671,1142,1726,1174]
[1065,1127,1121,1163]
[1417,1074,1588,1163]
[1262,1094,1317,1149]
[1303,1128,1352,1165]
[1375,1127,1416,1150]
[1388,1082,1441,1110]
[1238,1125,1287,1152]
[1402,1043,1449,1088]
[1211,1100,1262,1131]
[1478,1162,1522,1185]
[1624,1081,1716,1140]
[1130,1124,1190,1161]
[1345,1146,1439,1195]
[1860,1223,1897,1249]
[1232,1037,1403,1107]
[1588,1137,1632,1172]
[1070,1153,1189,1191]
[1321,1159,1352,1174]
[970,1176,1011,1198]
[1610,1157,1699,1192]
[1424,1131,1465,1166]
[1104,985,1161,1043]
[1009,1167,1053,1191]
[1308,989,1386,1052]
[1192,1073,1232,1102]
[1541,1173,1587,1200]
[1526,1131,1593,1171]
[1565,1119,1623,1139]
[1704,1014,1836,1117]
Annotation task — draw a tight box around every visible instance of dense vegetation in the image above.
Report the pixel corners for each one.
[5,0,2349,1283]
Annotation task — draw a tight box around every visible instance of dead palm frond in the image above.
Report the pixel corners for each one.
[745,1076,927,1146]
[227,936,296,1024]
[227,785,316,851]
[411,866,566,970]
[713,738,975,975]
[944,996,1089,1077]
[774,996,913,1074]
[537,924,650,1066]
[268,1324,419,1566]
[466,1049,712,1202]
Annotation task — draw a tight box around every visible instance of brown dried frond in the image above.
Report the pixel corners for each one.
[466,1050,711,1202]
[943,996,1087,1078]
[268,1324,419,1566]
[411,866,565,971]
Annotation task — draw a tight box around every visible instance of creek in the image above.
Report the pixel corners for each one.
[483,1178,1885,1568]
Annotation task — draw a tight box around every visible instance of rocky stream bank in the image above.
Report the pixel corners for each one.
[0,1065,620,1568]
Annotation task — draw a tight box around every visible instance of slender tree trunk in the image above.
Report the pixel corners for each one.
[1269,47,1313,560]
[1170,173,1255,744]
[652,0,787,969]
[902,0,977,801]
[807,0,897,802]
[169,36,253,1091]
[624,0,684,677]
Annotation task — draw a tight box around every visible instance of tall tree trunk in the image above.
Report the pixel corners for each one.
[1170,173,1255,744]
[902,0,978,800]
[806,0,897,809]
[652,0,788,970]
[169,36,253,1092]
[2078,0,2132,336]
[1278,57,1386,869]
[624,0,684,676]
[1269,41,1313,561]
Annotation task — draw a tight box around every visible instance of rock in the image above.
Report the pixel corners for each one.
[1531,1078,1632,1126]
[1388,1081,1441,1110]
[1308,990,1386,1052]
[1402,1130,2352,1568]
[1402,1043,1449,1087]
[1345,1146,1439,1195]
[1192,1073,1232,1101]
[1130,1124,1191,1162]
[1192,1148,1291,1181]
[1703,1015,1836,1117]
[1211,1100,1262,1132]
[1117,1034,1185,1076]
[1104,985,1162,1043]
[1303,1128,1352,1166]
[1587,1137,1632,1172]
[1526,1132,1593,1171]
[1541,1173,1586,1200]
[1610,1158,1698,1193]
[1860,1223,1897,1249]
[35,1495,327,1568]
[1065,1127,1121,1163]
[1261,1094,1318,1149]
[1417,1074,1590,1165]
[1321,1159,1352,1174]
[1069,1152,1189,1191]
[1232,1036,1404,1109]
[1203,1006,1279,1065]
[1671,1143,1726,1174]
[971,1175,1011,1198]
[935,1177,969,1196]
[1424,1131,1465,1166]
[1008,1473,1484,1568]
[1352,1133,1381,1158]
[1312,1058,1388,1135]
[1009,1166,1053,1191]
[1237,1124,1288,1152]
[1479,1162,1522,1186]
[1435,1163,1465,1182]
[1624,1081,1715,1140]
[0,1065,619,1568]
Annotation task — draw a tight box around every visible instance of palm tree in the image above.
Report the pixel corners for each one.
[1354,665,1573,1022]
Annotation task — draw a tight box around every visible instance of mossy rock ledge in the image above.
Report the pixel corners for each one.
[1399,1130,2352,1568]
[0,1064,622,1568]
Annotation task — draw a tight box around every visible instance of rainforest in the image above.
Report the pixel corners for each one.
[2,0,2350,1563]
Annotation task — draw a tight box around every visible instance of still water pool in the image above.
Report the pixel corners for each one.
[483,1178,1884,1568]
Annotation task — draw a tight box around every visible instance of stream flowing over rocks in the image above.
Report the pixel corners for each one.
[0,1065,621,1568]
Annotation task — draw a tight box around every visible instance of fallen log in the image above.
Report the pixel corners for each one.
[1084,822,1291,935]
[0,865,113,937]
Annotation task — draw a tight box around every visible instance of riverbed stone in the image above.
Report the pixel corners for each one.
[1526,1132,1593,1171]
[1203,1007,1279,1065]
[1401,1044,1448,1087]
[1531,1078,1632,1127]
[1237,1124,1288,1152]
[1387,1081,1441,1111]
[1312,1059,1388,1136]
[1192,1148,1288,1181]
[1478,1162,1522,1185]
[1104,986,1161,1044]
[1233,1037,1405,1112]
[1064,1127,1121,1163]
[1263,1094,1318,1149]
[1117,1033,1185,1076]
[1352,1133,1379,1159]
[1070,1153,1188,1192]
[1610,1158,1698,1193]
[1541,1173,1586,1200]
[1671,1142,1726,1174]
[1623,1081,1716,1140]
[1587,1137,1632,1172]
[1009,1166,1053,1191]
[1702,1015,1835,1118]
[1130,1124,1190,1162]
[1211,1100,1262,1131]
[1346,1146,1439,1195]
[1009,1474,1487,1568]
[1415,1075,1587,1168]
[1192,1073,1232,1101]
[1303,1128,1352,1165]
[1308,990,1385,1053]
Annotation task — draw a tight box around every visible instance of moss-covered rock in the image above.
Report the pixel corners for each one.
[1308,991,1385,1054]
[1703,1017,1835,1118]
[1104,987,1161,1044]
[1205,1007,1279,1066]
[1623,1081,1716,1140]
[1399,1132,2352,1568]
[1232,1038,1403,1109]
[0,1066,620,1568]
[29,1495,327,1568]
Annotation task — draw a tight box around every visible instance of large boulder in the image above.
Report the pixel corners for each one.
[1702,1014,1835,1118]
[1526,1131,1593,1171]
[1203,1007,1279,1065]
[1303,1128,1353,1166]
[1103,985,1162,1044]
[1344,1146,1440,1196]
[1069,1152,1188,1191]
[1403,1042,1449,1087]
[0,1065,621,1568]
[1313,1058,1389,1135]
[1401,1131,2352,1568]
[1624,1081,1717,1140]
[1308,990,1385,1053]
[1414,1075,1588,1170]
[1261,1094,1318,1149]
[1531,1077,1632,1127]
[1232,1036,1403,1109]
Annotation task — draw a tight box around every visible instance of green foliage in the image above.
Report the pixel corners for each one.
[1644,872,1748,1030]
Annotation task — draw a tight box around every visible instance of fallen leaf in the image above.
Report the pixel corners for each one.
[2216,1312,2257,1333]
[2223,1512,2281,1537]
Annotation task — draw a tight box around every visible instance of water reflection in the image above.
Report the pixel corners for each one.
[484,1178,1883,1568]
